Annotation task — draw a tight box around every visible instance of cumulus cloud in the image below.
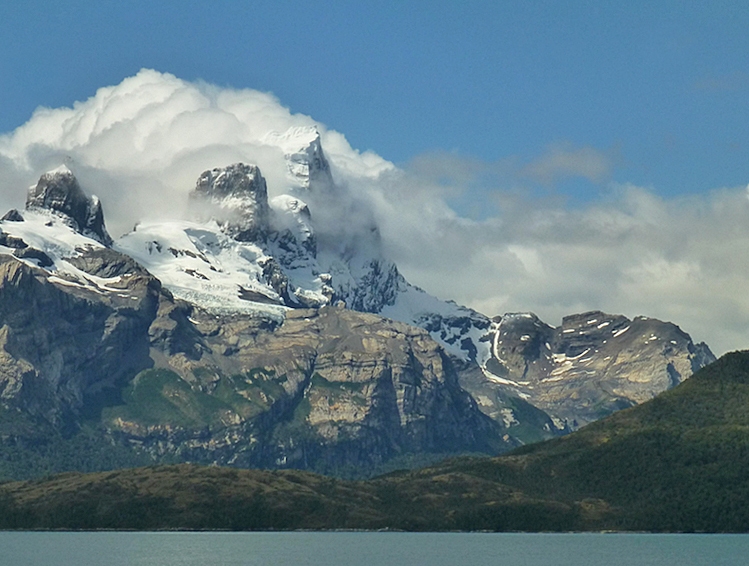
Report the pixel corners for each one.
[1,69,747,356]
[0,69,390,236]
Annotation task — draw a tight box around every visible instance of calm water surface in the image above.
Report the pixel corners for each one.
[2,532,748,566]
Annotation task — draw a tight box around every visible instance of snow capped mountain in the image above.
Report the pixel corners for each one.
[25,164,112,246]
[263,125,334,194]
[0,130,713,440]
[0,166,118,291]
[0,157,508,474]
[463,310,715,430]
[0,70,719,474]
[0,207,104,274]
[113,126,493,364]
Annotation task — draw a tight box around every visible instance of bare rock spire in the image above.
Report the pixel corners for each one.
[25,165,113,246]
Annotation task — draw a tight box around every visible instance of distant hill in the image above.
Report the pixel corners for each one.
[2,351,749,532]
[410,349,749,532]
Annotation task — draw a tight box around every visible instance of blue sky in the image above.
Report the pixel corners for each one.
[2,1,747,205]
[2,1,749,354]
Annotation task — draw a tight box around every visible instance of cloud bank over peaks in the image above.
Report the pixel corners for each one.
[1,69,748,356]
[0,69,392,236]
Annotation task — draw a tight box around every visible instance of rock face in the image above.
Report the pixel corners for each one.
[465,311,715,430]
[0,252,160,426]
[0,250,506,475]
[191,163,271,242]
[104,306,507,474]
[25,165,112,245]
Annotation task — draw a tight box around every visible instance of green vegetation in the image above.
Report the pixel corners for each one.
[0,366,298,481]
[210,368,287,420]
[502,396,560,444]
[103,367,291,428]
[0,465,382,530]
[309,373,368,408]
[0,423,153,482]
[104,368,230,428]
[425,350,749,531]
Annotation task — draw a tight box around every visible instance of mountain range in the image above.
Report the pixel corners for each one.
[0,127,714,479]
[2,350,748,531]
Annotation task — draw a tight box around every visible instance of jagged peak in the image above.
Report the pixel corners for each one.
[25,166,112,246]
[190,163,271,243]
[263,125,320,154]
[46,163,73,176]
[1,209,24,222]
[264,126,333,193]
[193,163,266,199]
[269,194,317,258]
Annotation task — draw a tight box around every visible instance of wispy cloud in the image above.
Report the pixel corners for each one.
[521,142,617,185]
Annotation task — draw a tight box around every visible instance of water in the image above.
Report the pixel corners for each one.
[2,532,748,566]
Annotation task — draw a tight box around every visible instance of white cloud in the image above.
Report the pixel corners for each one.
[0,69,390,236]
[381,178,749,356]
[1,70,747,356]
[521,142,616,184]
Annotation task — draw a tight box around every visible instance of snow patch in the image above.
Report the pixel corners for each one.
[500,408,519,428]
[612,326,630,338]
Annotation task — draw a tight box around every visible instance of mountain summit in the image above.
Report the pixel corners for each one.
[26,165,112,246]
[190,163,272,243]
[264,126,334,193]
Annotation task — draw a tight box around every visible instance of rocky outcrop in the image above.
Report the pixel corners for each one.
[190,163,271,242]
[465,311,716,430]
[0,251,160,425]
[0,210,23,222]
[25,166,112,245]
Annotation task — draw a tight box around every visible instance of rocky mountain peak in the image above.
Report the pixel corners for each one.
[25,165,112,246]
[190,163,271,242]
[265,126,334,193]
[269,194,317,259]
[473,309,717,431]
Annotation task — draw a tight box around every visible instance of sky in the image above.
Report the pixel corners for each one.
[1,1,748,355]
